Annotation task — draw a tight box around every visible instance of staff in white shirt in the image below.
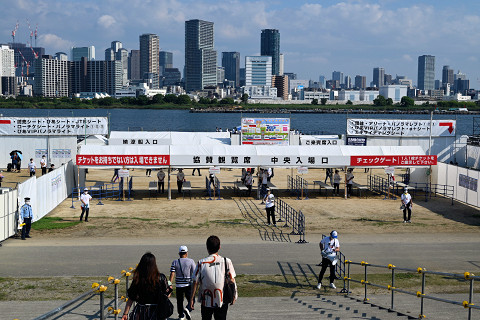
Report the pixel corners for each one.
[401,189,413,223]
[40,155,47,175]
[80,188,92,222]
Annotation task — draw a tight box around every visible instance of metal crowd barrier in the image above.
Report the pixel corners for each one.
[70,183,121,208]
[286,175,309,200]
[276,197,307,243]
[205,176,221,200]
[343,260,479,320]
[32,266,135,320]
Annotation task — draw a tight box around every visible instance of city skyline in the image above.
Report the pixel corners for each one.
[2,0,480,86]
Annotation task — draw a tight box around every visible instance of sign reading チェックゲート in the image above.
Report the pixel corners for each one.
[350,155,437,166]
[0,117,108,135]
[241,118,290,145]
[347,119,456,137]
[76,155,170,166]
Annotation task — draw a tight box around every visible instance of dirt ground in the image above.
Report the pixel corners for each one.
[29,167,480,240]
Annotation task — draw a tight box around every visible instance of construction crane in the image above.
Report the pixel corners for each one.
[34,25,38,47]
[27,19,33,46]
[11,21,19,43]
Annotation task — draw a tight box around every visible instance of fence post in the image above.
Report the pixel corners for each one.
[363,262,368,302]
[420,272,426,318]
[468,278,474,320]
[346,261,351,296]
[70,188,76,208]
[114,279,119,320]
[391,267,395,311]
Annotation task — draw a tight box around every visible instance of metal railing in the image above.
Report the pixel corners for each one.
[276,197,307,243]
[70,183,121,208]
[343,260,479,319]
[287,175,309,200]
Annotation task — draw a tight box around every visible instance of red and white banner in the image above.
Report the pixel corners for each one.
[76,155,170,166]
[350,155,437,166]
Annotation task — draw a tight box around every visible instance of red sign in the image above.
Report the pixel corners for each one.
[76,155,170,166]
[439,122,454,134]
[350,155,437,166]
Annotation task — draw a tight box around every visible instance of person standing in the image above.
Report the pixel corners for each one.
[0,170,4,187]
[189,235,237,320]
[80,188,92,222]
[157,168,166,194]
[170,246,196,320]
[333,170,341,195]
[316,230,340,289]
[401,189,413,223]
[122,252,172,320]
[244,171,253,197]
[146,168,152,177]
[345,169,354,197]
[325,168,333,185]
[40,155,47,175]
[177,169,185,194]
[264,189,276,226]
[20,197,33,240]
[28,158,36,177]
[260,169,268,203]
[192,168,201,176]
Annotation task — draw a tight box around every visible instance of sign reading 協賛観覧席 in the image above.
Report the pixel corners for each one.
[347,119,456,137]
[76,155,170,166]
[350,155,437,166]
[241,118,290,145]
[0,117,108,136]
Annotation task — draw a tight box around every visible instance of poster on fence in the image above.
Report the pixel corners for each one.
[347,119,456,137]
[241,118,290,145]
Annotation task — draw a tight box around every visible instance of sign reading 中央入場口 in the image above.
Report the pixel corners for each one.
[241,118,290,145]
[347,119,456,137]
[350,155,437,166]
[0,117,108,136]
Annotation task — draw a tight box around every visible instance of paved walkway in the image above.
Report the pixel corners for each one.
[2,293,475,320]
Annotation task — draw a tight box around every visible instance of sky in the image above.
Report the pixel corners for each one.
[2,0,480,87]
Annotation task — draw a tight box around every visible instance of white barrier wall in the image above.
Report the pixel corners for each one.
[17,161,76,222]
[466,144,480,169]
[0,189,18,242]
[433,162,480,208]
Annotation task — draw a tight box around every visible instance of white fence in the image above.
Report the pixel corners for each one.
[433,162,480,208]
[0,189,18,242]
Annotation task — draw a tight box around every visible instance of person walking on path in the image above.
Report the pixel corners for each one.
[146,168,152,177]
[122,252,172,320]
[80,188,92,222]
[28,158,36,177]
[20,197,33,240]
[192,168,201,176]
[189,235,237,320]
[111,168,119,183]
[345,169,354,197]
[325,168,333,185]
[264,189,276,226]
[401,188,413,223]
[333,170,341,195]
[170,246,196,320]
[40,155,47,175]
[316,230,340,290]
[157,169,166,194]
[177,169,185,194]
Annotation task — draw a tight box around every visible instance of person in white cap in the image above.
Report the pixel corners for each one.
[170,245,196,320]
[316,230,340,289]
[80,188,92,222]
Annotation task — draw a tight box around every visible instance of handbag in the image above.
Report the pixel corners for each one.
[223,257,236,305]
[400,204,405,210]
[156,274,174,319]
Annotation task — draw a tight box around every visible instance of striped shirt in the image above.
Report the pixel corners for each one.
[170,258,195,288]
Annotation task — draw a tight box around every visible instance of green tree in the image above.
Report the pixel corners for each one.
[136,95,149,105]
[176,94,191,105]
[386,98,393,106]
[346,100,353,105]
[241,93,249,104]
[151,94,164,104]
[164,94,178,104]
[373,95,386,106]
[320,98,327,105]
[311,98,318,105]
[219,97,235,104]
[400,96,414,107]
[198,97,210,104]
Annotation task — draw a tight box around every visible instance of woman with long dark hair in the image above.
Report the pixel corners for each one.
[122,252,172,320]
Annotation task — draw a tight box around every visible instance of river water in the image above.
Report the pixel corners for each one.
[0,108,476,136]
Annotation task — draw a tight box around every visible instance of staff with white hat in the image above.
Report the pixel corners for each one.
[316,230,340,290]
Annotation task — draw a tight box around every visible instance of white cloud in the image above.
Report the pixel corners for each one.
[98,15,116,28]
[402,54,413,62]
[38,33,73,52]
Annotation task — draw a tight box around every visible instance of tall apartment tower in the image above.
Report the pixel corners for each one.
[372,67,385,88]
[71,46,95,62]
[128,50,141,80]
[354,75,366,89]
[417,55,435,91]
[0,45,15,95]
[139,34,160,81]
[245,56,272,86]
[185,19,217,92]
[34,55,69,97]
[260,29,280,76]
[332,71,344,85]
[221,52,240,87]
[442,65,454,86]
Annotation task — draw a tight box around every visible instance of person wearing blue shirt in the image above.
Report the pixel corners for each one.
[20,197,33,240]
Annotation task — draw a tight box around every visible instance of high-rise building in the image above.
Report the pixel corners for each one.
[159,51,173,75]
[0,45,15,95]
[372,67,385,88]
[216,66,225,84]
[245,56,272,86]
[55,52,68,61]
[260,29,280,75]
[354,75,366,89]
[417,55,435,91]
[105,48,115,61]
[221,52,240,87]
[344,75,351,89]
[34,55,69,97]
[128,50,141,80]
[111,41,122,53]
[116,48,129,87]
[70,59,122,96]
[272,75,289,100]
[162,68,181,86]
[239,68,246,87]
[318,75,326,88]
[279,53,284,76]
[332,71,343,85]
[384,74,392,85]
[139,34,160,86]
[71,46,95,62]
[442,65,454,85]
[185,19,217,91]
[5,42,45,77]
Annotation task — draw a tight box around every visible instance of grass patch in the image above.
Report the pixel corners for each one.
[31,217,81,230]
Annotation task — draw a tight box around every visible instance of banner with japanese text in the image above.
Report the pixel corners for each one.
[0,117,108,135]
[76,155,170,166]
[350,155,437,166]
[241,118,290,145]
[347,119,455,137]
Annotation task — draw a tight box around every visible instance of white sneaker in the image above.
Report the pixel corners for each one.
[330,283,336,289]
[316,283,322,289]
